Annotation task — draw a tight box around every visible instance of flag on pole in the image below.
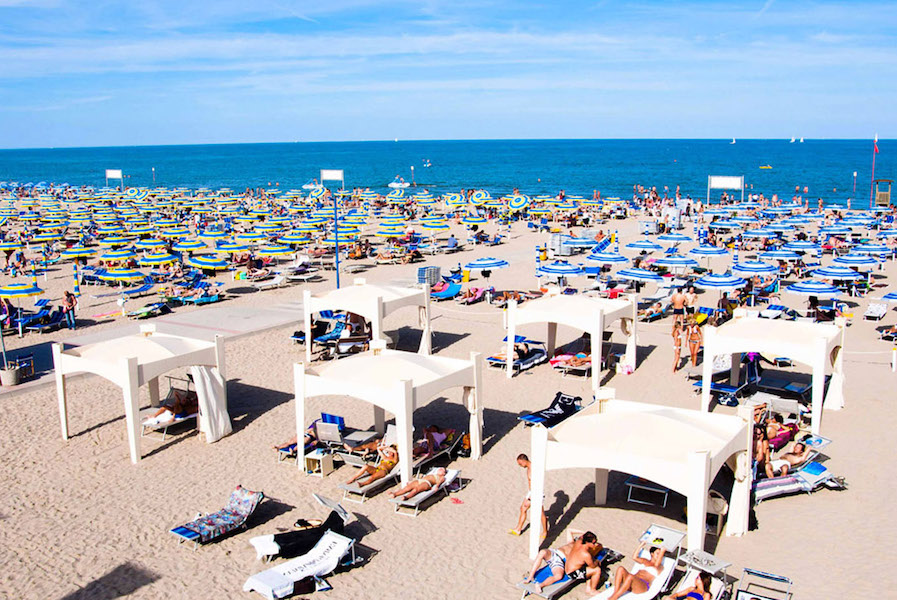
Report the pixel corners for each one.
[874,135,880,154]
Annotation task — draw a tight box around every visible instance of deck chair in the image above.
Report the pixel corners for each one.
[389,468,461,517]
[254,274,287,291]
[170,485,265,550]
[332,424,396,467]
[692,359,760,406]
[337,461,400,504]
[243,530,357,599]
[591,548,679,600]
[734,568,792,600]
[756,373,820,401]
[486,336,548,373]
[753,461,846,504]
[517,547,620,599]
[431,282,462,301]
[518,392,584,428]
[26,308,64,333]
[412,429,464,474]
[313,320,346,345]
[127,302,168,319]
[142,379,199,440]
[122,276,155,298]
[864,302,887,320]
[11,307,50,331]
[759,304,787,319]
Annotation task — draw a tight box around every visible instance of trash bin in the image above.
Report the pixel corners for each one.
[0,366,22,387]
[462,269,470,282]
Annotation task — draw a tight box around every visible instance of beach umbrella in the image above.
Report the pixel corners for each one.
[688,245,730,258]
[97,236,134,248]
[626,239,662,251]
[99,268,145,282]
[186,255,229,271]
[100,248,136,263]
[615,268,663,282]
[654,255,698,269]
[657,233,692,243]
[785,281,842,298]
[278,233,313,246]
[537,260,584,277]
[882,291,897,302]
[172,239,207,252]
[386,189,405,200]
[137,252,177,266]
[759,249,801,262]
[508,195,531,212]
[469,190,490,206]
[0,282,44,342]
[818,226,852,236]
[586,251,628,265]
[0,241,22,252]
[731,261,778,277]
[128,225,156,235]
[811,266,863,280]
[60,246,96,260]
[462,215,488,225]
[782,241,821,253]
[528,207,552,216]
[852,243,890,255]
[420,222,450,232]
[235,232,267,244]
[708,219,742,230]
[31,232,61,244]
[765,223,795,233]
[832,254,878,269]
[464,257,508,282]
[199,230,228,241]
[741,228,778,239]
[694,273,747,292]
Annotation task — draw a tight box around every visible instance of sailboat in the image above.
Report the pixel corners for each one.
[789,137,796,143]
[799,137,804,143]
[730,138,736,144]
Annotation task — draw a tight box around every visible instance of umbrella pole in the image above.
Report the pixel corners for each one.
[0,326,7,368]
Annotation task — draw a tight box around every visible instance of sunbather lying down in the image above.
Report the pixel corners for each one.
[490,343,531,362]
[389,467,447,501]
[550,353,591,368]
[639,302,663,318]
[412,425,456,458]
[346,443,398,487]
[143,389,199,425]
[272,422,319,452]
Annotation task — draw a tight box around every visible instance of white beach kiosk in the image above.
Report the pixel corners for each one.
[303,279,432,361]
[505,292,639,393]
[52,325,229,464]
[700,313,846,435]
[294,348,483,485]
[528,393,752,557]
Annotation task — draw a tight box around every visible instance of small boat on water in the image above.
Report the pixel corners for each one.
[799,137,804,143]
[789,137,796,143]
[730,138,736,144]
[760,165,773,169]
[388,177,410,189]
[301,179,323,190]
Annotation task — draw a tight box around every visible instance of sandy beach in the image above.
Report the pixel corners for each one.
[0,211,894,600]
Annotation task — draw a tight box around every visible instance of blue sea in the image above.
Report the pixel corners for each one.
[0,139,891,209]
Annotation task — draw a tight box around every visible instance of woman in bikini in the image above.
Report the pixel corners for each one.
[685,317,702,367]
[607,542,665,600]
[345,443,398,487]
[389,467,447,500]
[672,322,683,373]
[667,571,712,600]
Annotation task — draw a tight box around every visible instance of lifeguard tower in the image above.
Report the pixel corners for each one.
[874,179,892,207]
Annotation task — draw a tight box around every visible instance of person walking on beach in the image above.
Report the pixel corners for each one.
[685,317,702,367]
[62,290,77,330]
[672,322,683,373]
[670,288,686,328]
[509,453,547,539]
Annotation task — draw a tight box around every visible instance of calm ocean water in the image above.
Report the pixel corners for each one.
[0,139,891,208]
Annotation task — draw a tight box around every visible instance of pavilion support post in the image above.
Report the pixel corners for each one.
[214,334,226,383]
[624,296,638,369]
[686,450,711,551]
[546,322,558,356]
[373,406,386,435]
[591,310,605,394]
[52,343,69,440]
[506,301,517,379]
[593,468,609,505]
[467,351,484,460]
[418,286,432,355]
[811,352,826,436]
[727,445,752,539]
[371,295,383,347]
[529,425,549,559]
[148,377,160,408]
[395,379,414,485]
[122,356,141,464]
[728,353,740,386]
[700,328,715,412]
[824,335,845,411]
[303,290,313,363]
[294,363,306,472]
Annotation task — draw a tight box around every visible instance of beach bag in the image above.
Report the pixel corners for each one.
[457,433,471,458]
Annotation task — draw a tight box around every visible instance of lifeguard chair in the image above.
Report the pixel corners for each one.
[874,179,892,207]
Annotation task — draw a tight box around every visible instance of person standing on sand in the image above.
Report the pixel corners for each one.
[672,322,683,373]
[62,290,77,330]
[670,288,686,328]
[509,453,547,539]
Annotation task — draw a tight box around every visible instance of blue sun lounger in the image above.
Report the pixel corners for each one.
[431,283,462,301]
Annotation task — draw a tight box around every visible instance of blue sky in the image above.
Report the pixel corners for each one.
[0,0,895,148]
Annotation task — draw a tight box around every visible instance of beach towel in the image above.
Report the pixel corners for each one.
[190,365,232,443]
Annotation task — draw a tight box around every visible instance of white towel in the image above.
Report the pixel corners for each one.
[190,365,232,443]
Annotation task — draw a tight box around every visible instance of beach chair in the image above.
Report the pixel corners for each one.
[141,377,199,440]
[169,485,265,550]
[337,461,401,504]
[486,336,548,373]
[26,308,64,333]
[755,372,821,401]
[122,276,155,298]
[517,547,620,600]
[880,328,897,342]
[314,320,346,345]
[753,461,846,505]
[518,392,584,428]
[591,524,685,600]
[253,274,286,291]
[243,530,358,599]
[127,302,168,320]
[412,429,464,474]
[11,307,50,331]
[389,468,461,517]
[734,568,792,600]
[692,359,760,406]
[457,286,489,305]
[431,282,462,301]
[864,302,887,320]
[182,293,222,306]
[759,304,787,319]
[8,353,35,379]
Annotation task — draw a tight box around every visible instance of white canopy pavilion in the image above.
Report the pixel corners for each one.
[528,394,752,557]
[700,312,846,435]
[303,278,432,361]
[505,292,639,393]
[52,325,228,464]
[294,348,483,485]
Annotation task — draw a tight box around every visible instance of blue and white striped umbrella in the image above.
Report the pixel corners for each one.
[782,241,821,253]
[882,291,897,302]
[785,281,842,297]
[694,273,747,291]
[615,268,663,282]
[811,266,863,280]
[818,226,852,236]
[464,257,510,271]
[852,243,890,255]
[759,249,801,261]
[741,228,778,239]
[731,261,778,276]
[688,245,730,257]
[586,251,628,265]
[562,237,598,248]
[765,223,795,233]
[626,239,662,251]
[763,206,796,215]
[877,230,897,238]
[538,261,584,277]
[654,255,698,268]
[657,233,692,243]
[832,254,878,269]
[708,219,742,229]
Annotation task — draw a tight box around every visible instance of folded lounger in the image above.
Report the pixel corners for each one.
[389,468,461,517]
[517,547,620,599]
[337,461,400,504]
[243,530,357,600]
[753,461,846,504]
[518,392,584,428]
[864,302,887,320]
[170,485,265,550]
[249,494,351,562]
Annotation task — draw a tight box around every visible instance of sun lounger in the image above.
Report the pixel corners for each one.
[517,547,621,600]
[759,304,787,319]
[864,302,887,320]
[756,373,819,401]
[735,568,792,600]
[127,302,168,319]
[518,392,584,428]
[122,278,155,298]
[26,308,64,333]
[590,525,684,600]
[486,336,548,373]
[389,468,461,517]
[431,282,462,301]
[181,292,223,306]
[457,286,489,305]
[337,461,400,504]
[412,429,464,474]
[141,406,198,440]
[253,274,287,291]
[243,530,358,599]
[685,353,732,380]
[670,567,727,600]
[753,461,846,504]
[170,485,265,550]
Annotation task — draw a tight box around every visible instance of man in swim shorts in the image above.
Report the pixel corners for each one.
[524,529,604,593]
[509,454,547,538]
[670,288,686,327]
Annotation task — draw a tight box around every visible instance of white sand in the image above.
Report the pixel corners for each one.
[0,214,894,598]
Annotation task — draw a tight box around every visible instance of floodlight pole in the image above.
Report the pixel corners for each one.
[321,169,345,289]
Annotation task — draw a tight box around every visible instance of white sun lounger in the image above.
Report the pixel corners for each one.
[254,274,287,291]
[243,530,356,599]
[337,462,400,504]
[671,567,727,600]
[591,524,685,600]
[388,468,460,517]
